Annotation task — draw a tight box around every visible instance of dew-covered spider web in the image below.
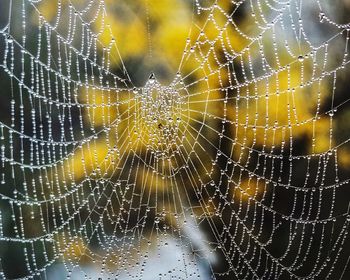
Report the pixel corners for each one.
[1,0,350,279]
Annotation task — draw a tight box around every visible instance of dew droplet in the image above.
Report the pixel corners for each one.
[319,12,325,23]
[6,35,13,44]
[148,73,156,84]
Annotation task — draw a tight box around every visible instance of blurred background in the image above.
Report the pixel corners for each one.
[0,0,350,279]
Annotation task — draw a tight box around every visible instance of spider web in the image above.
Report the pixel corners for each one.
[0,0,350,279]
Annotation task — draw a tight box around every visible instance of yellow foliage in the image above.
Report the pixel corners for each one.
[96,8,147,63]
[134,166,169,193]
[338,148,350,168]
[55,232,88,262]
[54,1,334,195]
[64,138,110,179]
[232,177,266,203]
[35,0,85,24]
[35,1,338,228]
[227,51,331,156]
